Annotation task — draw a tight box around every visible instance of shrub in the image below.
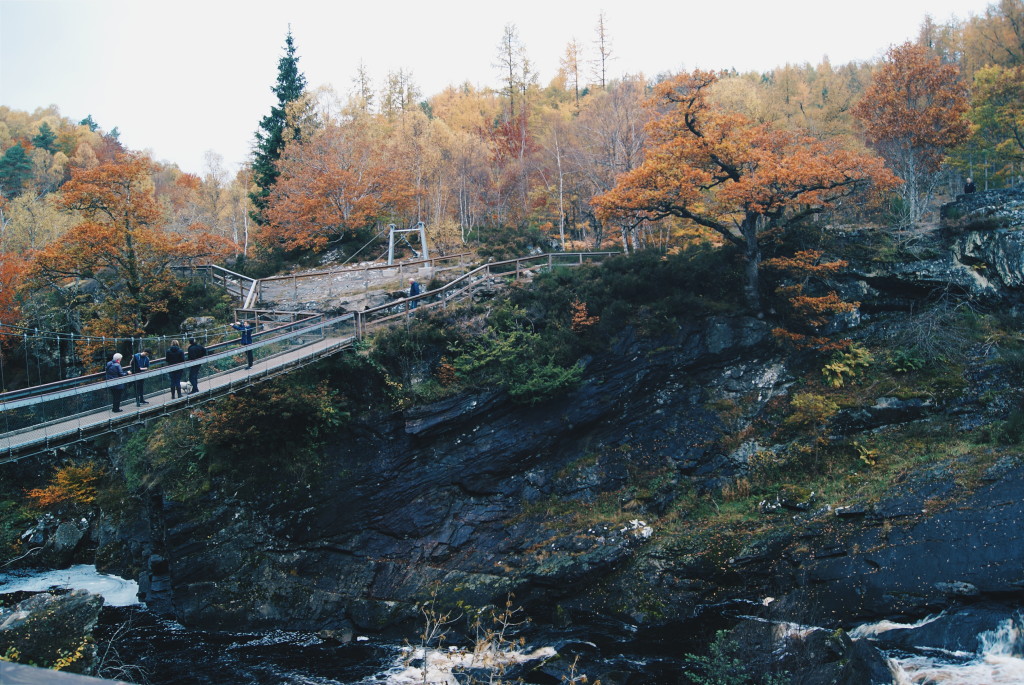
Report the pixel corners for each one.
[120,415,207,503]
[201,379,343,459]
[683,629,788,685]
[998,408,1024,445]
[25,463,103,513]
[452,304,583,405]
[890,348,926,374]
[785,393,840,428]
[853,441,880,466]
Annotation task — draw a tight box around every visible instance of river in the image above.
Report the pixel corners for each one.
[7,566,1024,683]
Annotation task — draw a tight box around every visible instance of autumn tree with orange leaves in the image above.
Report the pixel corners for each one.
[262,120,414,252]
[594,70,899,311]
[852,42,970,225]
[0,251,28,356]
[28,153,235,343]
[762,250,857,350]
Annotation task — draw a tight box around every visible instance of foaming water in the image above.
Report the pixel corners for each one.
[849,613,944,639]
[890,653,1024,684]
[376,644,557,684]
[0,564,140,606]
[874,617,1024,684]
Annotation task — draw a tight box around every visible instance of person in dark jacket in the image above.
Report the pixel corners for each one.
[130,350,151,406]
[186,338,207,393]
[964,177,977,194]
[165,340,185,398]
[105,352,131,413]
[231,320,256,369]
[408,278,421,310]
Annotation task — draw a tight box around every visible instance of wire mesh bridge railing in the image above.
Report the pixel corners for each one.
[0,251,618,461]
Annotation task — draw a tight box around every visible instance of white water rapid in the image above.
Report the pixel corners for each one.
[379,644,557,684]
[0,564,140,606]
[854,614,1024,684]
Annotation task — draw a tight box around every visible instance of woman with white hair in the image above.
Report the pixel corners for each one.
[104,352,132,413]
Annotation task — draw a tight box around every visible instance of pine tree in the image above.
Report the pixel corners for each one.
[0,144,33,197]
[32,122,57,153]
[250,29,307,225]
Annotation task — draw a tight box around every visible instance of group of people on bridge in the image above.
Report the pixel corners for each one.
[103,320,256,413]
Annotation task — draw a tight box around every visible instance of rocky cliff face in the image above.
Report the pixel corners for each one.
[71,192,1024,680]
[114,315,781,635]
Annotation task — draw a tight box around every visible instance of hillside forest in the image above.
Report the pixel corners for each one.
[0,2,1023,373]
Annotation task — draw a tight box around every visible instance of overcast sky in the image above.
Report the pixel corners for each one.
[1,0,997,176]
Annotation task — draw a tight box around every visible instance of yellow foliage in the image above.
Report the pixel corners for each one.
[821,344,874,388]
[785,393,840,428]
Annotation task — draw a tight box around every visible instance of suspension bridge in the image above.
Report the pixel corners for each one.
[0,251,617,462]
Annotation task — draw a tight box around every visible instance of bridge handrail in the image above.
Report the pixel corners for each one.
[0,315,357,455]
[256,252,473,285]
[0,314,334,410]
[354,251,619,333]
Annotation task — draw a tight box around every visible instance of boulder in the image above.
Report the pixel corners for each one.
[180,316,216,332]
[0,590,103,674]
[940,187,1024,230]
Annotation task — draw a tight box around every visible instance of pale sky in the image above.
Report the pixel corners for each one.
[0,0,997,176]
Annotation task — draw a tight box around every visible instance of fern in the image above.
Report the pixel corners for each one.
[821,343,874,388]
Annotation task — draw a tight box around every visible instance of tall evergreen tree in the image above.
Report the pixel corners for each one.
[250,29,307,225]
[32,122,58,153]
[0,144,33,197]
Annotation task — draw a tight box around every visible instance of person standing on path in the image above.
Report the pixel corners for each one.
[408,278,421,310]
[105,353,131,413]
[186,338,207,393]
[231,320,256,369]
[130,350,151,406]
[165,340,185,399]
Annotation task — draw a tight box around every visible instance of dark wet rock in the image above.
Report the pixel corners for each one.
[403,390,503,436]
[769,464,1024,626]
[858,602,1022,656]
[89,314,789,632]
[831,396,935,433]
[0,590,103,675]
[834,504,867,518]
[729,619,892,685]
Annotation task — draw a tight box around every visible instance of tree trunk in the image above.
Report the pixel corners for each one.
[741,215,763,312]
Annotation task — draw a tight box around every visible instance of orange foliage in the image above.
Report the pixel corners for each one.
[0,251,27,324]
[594,70,899,309]
[29,154,235,343]
[765,249,857,350]
[436,356,457,386]
[852,42,971,176]
[570,299,599,333]
[263,121,415,251]
[26,462,103,511]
